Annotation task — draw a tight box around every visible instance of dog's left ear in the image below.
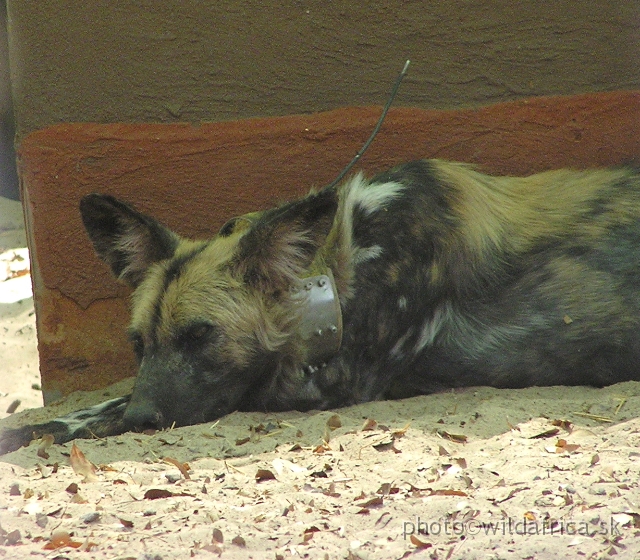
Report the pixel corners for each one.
[234,187,338,291]
[80,194,179,288]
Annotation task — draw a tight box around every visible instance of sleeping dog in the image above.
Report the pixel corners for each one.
[2,159,639,454]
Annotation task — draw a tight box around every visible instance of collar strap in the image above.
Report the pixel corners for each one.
[292,270,343,366]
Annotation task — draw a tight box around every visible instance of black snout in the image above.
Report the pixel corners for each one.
[123,402,164,433]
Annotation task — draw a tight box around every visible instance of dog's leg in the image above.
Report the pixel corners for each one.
[0,395,130,455]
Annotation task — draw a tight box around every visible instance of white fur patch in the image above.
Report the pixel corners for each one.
[343,173,405,216]
[414,305,450,354]
[413,302,543,359]
[335,174,404,283]
[353,244,383,265]
[390,327,415,359]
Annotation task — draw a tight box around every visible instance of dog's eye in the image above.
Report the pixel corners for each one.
[184,323,216,345]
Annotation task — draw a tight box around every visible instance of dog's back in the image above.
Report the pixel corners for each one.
[337,161,640,400]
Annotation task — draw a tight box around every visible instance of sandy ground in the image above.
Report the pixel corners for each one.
[0,195,639,559]
[0,196,43,421]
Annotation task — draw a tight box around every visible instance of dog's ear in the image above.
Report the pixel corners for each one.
[80,194,179,288]
[234,188,338,291]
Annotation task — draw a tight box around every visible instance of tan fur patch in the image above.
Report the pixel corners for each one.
[130,231,299,369]
[432,160,637,259]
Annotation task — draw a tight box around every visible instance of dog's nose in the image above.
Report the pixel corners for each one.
[123,403,163,432]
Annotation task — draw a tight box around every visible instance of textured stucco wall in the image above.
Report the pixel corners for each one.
[7,0,640,140]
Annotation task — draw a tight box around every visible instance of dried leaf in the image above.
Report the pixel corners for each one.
[429,489,468,497]
[313,442,331,454]
[78,538,98,552]
[361,418,377,431]
[556,439,580,453]
[70,493,87,504]
[163,456,191,480]
[37,434,55,459]
[144,488,175,500]
[6,399,20,414]
[69,443,99,482]
[323,482,341,498]
[36,464,53,478]
[251,421,279,434]
[231,535,246,547]
[157,434,182,445]
[303,526,321,542]
[438,445,450,456]
[551,419,573,432]
[255,469,276,482]
[375,511,393,528]
[461,474,474,488]
[212,528,224,543]
[493,486,529,504]
[302,531,314,543]
[392,422,411,438]
[454,457,467,469]
[437,430,467,443]
[372,436,394,450]
[326,414,342,430]
[355,496,384,509]
[590,453,600,466]
[410,534,432,549]
[118,517,134,528]
[44,530,83,550]
[529,428,560,439]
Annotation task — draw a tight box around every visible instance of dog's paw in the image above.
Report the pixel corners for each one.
[0,396,131,455]
[0,422,70,455]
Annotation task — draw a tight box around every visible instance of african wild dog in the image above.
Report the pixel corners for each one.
[2,159,640,454]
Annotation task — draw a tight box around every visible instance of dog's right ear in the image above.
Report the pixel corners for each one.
[80,194,179,288]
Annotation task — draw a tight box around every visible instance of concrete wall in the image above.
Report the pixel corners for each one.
[7,1,640,139]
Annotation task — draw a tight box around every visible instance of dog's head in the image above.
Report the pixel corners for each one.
[80,190,338,431]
